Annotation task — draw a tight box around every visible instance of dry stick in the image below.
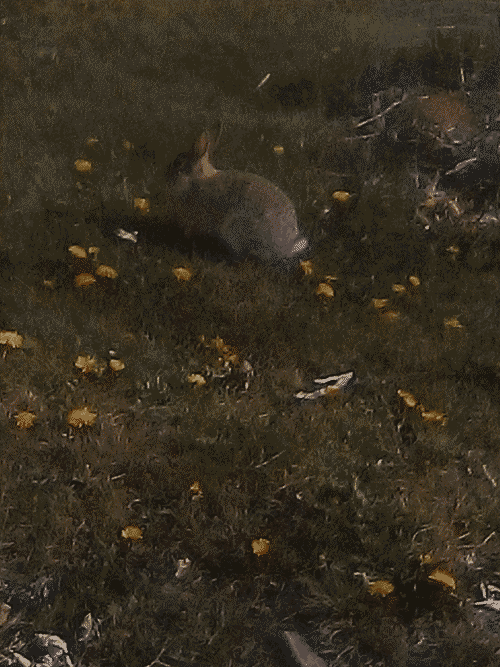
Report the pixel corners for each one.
[355,93,408,129]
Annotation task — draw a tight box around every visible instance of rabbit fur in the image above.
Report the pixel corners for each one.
[164,130,309,271]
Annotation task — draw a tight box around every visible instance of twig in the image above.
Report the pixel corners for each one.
[355,93,408,129]
[445,156,478,175]
[254,450,285,469]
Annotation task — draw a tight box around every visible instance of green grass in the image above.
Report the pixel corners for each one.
[2,1,500,666]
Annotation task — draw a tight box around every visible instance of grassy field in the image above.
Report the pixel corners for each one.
[2,1,500,666]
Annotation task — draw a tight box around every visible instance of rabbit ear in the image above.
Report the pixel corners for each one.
[192,130,211,159]
[187,130,217,179]
[192,122,223,157]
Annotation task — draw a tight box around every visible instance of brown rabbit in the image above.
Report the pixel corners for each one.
[164,129,309,270]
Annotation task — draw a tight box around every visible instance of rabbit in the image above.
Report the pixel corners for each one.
[163,128,310,271]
